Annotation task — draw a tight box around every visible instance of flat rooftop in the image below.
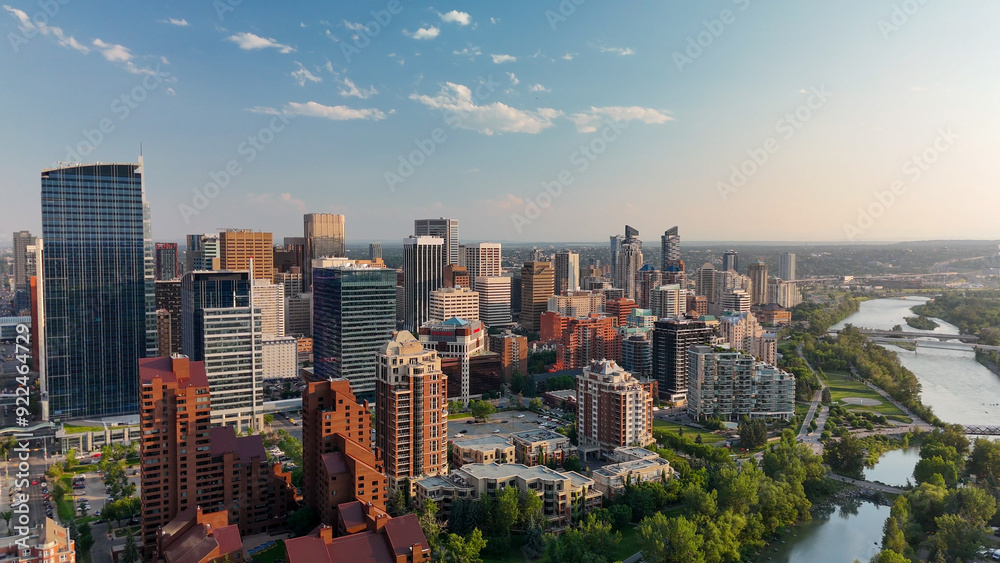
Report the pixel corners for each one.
[511,429,569,444]
[458,462,569,482]
[453,435,513,450]
[595,456,670,478]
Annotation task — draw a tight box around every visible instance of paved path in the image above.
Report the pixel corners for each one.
[828,473,905,494]
[796,343,829,454]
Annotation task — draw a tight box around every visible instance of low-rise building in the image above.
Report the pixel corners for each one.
[0,518,75,563]
[451,435,515,467]
[284,514,431,563]
[511,429,574,467]
[592,447,673,499]
[156,507,245,563]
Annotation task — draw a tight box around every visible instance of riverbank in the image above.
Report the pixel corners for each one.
[976,349,1000,378]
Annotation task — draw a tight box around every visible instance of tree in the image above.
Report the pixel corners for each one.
[562,456,583,472]
[287,506,320,537]
[738,418,767,450]
[913,456,959,487]
[469,400,497,422]
[64,449,78,471]
[638,512,704,563]
[881,516,907,557]
[821,387,832,405]
[418,500,441,546]
[519,490,545,530]
[546,514,620,563]
[931,513,986,562]
[120,531,140,563]
[528,397,544,412]
[436,528,487,563]
[0,510,11,534]
[605,504,632,531]
[388,490,410,517]
[870,550,908,563]
[494,486,520,535]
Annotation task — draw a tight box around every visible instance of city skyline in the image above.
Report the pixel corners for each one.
[2,2,999,244]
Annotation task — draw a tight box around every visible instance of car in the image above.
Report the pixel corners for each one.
[458,430,468,434]
[492,429,501,433]
[516,414,525,418]
[466,420,473,424]
[30,480,37,485]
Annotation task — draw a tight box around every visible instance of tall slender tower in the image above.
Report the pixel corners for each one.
[748,260,768,305]
[520,261,554,333]
[415,218,459,267]
[403,236,445,332]
[459,242,501,290]
[41,161,151,417]
[779,252,796,281]
[304,213,346,289]
[614,226,643,301]
[722,250,739,273]
[661,227,680,270]
[554,251,580,295]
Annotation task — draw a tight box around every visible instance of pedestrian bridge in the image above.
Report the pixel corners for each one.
[964,425,1000,436]
[830,328,979,343]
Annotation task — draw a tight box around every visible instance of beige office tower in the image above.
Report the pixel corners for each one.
[429,286,480,322]
[649,284,685,319]
[220,229,273,280]
[459,242,502,290]
[520,262,555,333]
[475,276,512,327]
[303,213,346,290]
[375,331,449,493]
[554,251,580,295]
[748,260,768,305]
[252,280,285,337]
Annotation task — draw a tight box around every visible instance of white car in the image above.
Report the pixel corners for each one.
[516,414,525,418]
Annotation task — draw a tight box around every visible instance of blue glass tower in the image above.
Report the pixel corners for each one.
[313,264,396,400]
[41,161,152,418]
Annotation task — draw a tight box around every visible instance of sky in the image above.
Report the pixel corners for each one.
[1,0,999,246]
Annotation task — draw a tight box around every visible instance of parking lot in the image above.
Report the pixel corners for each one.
[449,409,571,441]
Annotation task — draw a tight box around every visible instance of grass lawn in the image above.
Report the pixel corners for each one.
[652,419,725,444]
[63,425,104,434]
[447,412,473,420]
[251,540,286,563]
[825,371,911,422]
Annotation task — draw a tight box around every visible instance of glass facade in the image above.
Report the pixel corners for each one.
[313,266,396,400]
[41,163,150,418]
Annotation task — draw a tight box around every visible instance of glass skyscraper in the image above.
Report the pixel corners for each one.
[41,160,152,418]
[313,264,396,400]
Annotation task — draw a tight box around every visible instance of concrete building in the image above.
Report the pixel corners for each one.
[621,331,653,379]
[489,330,528,380]
[660,227,680,270]
[304,213,347,289]
[650,284,685,319]
[156,280,183,356]
[712,270,752,316]
[686,294,708,316]
[546,290,605,318]
[403,236,445,332]
[253,279,286,337]
[451,435,515,467]
[687,346,795,421]
[220,229,273,281]
[181,270,263,429]
[376,332,449,492]
[547,313,621,371]
[695,263,715,299]
[779,252,796,281]
[722,250,739,273]
[414,463,601,527]
[155,242,180,280]
[576,360,655,458]
[720,289,751,314]
[262,335,298,379]
[767,278,803,308]
[415,217,460,267]
[626,308,657,329]
[554,251,580,295]
[443,264,471,288]
[614,226,644,301]
[592,447,673,499]
[418,317,488,404]
[475,276,512,327]
[274,270,304,298]
[429,286,480,322]
[369,242,383,261]
[635,265,663,310]
[651,318,714,402]
[748,260,768,306]
[520,262,554,333]
[754,303,792,326]
[459,242,501,290]
[511,429,574,467]
[606,298,636,327]
[285,293,312,337]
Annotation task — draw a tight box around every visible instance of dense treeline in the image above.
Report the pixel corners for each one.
[791,296,864,334]
[875,427,1000,562]
[802,325,941,426]
[912,291,1000,345]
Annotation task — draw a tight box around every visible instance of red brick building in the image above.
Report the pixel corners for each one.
[606,298,636,327]
[284,514,431,563]
[555,314,621,370]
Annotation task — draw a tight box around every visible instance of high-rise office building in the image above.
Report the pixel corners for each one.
[369,242,383,261]
[285,293,312,337]
[609,234,624,274]
[273,270,303,298]
[652,318,713,402]
[576,360,655,457]
[554,251,580,295]
[650,284,685,319]
[429,286,479,322]
[181,270,263,429]
[185,234,220,272]
[41,161,151,418]
[403,236,445,332]
[415,217,459,267]
[636,265,663,310]
[220,230,273,281]
[376,332,449,492]
[520,261,554,333]
[459,242,501,290]
[661,226,680,270]
[155,280,182,356]
[695,263,715,299]
[444,265,471,288]
[748,260,768,306]
[621,333,653,379]
[489,330,528,380]
[253,280,285,337]
[614,226,643,301]
[303,213,346,290]
[155,242,179,280]
[722,250,739,273]
[418,318,487,404]
[12,230,35,312]
[475,276,512,327]
[779,252,797,281]
[274,236,306,273]
[313,263,397,400]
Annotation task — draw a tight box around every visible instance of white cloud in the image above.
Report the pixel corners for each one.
[291,62,322,86]
[158,18,189,27]
[453,45,481,59]
[226,32,295,53]
[405,26,440,40]
[440,10,471,26]
[529,84,550,93]
[339,78,378,98]
[490,17,500,24]
[284,101,388,120]
[486,193,525,210]
[4,5,88,52]
[410,82,561,135]
[570,106,672,133]
[166,87,176,96]
[491,54,516,64]
[247,106,282,116]
[562,52,577,61]
[92,38,132,62]
[246,192,306,213]
[599,46,635,56]
[506,72,519,86]
[344,20,367,31]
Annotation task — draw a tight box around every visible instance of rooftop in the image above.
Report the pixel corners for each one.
[209,426,267,462]
[511,429,569,444]
[454,435,513,450]
[458,462,570,482]
[594,456,671,478]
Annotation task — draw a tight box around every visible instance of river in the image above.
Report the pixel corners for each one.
[768,297,1000,562]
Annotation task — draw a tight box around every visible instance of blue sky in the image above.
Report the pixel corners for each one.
[2,1,999,245]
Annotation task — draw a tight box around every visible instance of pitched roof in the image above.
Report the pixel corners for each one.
[209,426,267,462]
[384,515,431,558]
